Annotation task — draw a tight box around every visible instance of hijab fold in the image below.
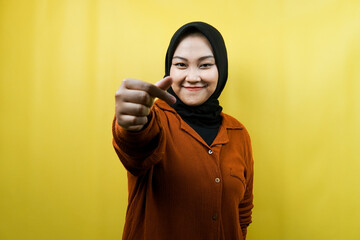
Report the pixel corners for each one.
[165,22,228,146]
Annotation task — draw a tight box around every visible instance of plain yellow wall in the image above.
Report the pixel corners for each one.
[1,0,360,239]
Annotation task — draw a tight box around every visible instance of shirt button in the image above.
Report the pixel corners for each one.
[212,213,218,220]
[215,178,220,183]
[208,149,213,155]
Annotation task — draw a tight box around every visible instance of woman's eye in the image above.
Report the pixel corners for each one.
[200,63,213,68]
[174,63,186,68]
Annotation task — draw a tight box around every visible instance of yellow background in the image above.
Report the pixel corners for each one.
[1,0,360,239]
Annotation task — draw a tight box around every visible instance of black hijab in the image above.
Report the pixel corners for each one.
[165,21,228,146]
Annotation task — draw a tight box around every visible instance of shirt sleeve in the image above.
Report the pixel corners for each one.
[238,130,254,239]
[112,108,166,176]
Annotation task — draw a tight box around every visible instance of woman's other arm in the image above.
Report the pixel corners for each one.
[239,130,254,239]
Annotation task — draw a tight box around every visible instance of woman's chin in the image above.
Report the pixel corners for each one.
[181,98,206,106]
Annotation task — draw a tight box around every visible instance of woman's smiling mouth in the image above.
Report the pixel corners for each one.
[183,86,206,91]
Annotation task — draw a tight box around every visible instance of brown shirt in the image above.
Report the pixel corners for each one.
[112,99,254,240]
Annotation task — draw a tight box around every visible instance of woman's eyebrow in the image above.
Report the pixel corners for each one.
[172,56,188,61]
[172,55,215,61]
[198,55,215,61]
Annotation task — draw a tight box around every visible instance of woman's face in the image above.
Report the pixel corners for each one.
[170,34,218,106]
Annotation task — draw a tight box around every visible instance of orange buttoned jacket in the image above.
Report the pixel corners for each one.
[112,99,254,240]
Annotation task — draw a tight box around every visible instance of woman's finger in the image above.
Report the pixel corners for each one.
[120,89,153,107]
[116,115,148,128]
[123,78,176,105]
[126,125,147,132]
[118,102,150,116]
[154,76,173,91]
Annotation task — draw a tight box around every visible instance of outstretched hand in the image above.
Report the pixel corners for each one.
[115,76,176,131]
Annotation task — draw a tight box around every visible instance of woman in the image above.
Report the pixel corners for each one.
[113,21,254,240]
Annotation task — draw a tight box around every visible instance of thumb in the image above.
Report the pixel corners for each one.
[155,76,173,91]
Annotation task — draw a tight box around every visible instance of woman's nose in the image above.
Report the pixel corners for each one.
[185,68,201,82]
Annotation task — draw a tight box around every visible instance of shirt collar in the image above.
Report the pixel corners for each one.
[155,99,243,147]
[155,99,243,129]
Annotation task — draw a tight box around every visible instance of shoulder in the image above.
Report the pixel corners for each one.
[154,99,176,113]
[221,112,245,130]
[221,113,253,165]
[221,112,252,139]
[151,99,182,130]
